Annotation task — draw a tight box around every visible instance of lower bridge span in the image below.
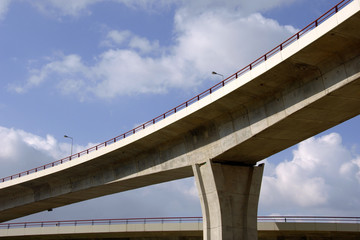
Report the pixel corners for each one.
[1,0,360,239]
[1,217,360,240]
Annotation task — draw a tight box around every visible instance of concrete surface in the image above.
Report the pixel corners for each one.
[1,222,360,239]
[193,162,263,240]
[0,2,360,240]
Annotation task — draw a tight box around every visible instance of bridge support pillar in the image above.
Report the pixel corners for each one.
[193,161,264,240]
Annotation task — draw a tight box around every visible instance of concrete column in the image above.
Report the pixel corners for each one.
[193,160,264,240]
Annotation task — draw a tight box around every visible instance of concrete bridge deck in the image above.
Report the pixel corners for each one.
[1,0,360,239]
[1,217,360,240]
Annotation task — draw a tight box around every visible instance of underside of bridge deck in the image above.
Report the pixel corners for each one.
[0,2,360,240]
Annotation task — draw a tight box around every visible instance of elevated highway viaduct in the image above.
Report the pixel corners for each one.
[1,0,360,239]
[1,217,360,240]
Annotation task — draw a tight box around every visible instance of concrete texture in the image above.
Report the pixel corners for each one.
[1,222,360,240]
[193,162,263,240]
[0,2,360,240]
[0,222,203,239]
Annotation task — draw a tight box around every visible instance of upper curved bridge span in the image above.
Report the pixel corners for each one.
[1,0,360,225]
[1,0,358,185]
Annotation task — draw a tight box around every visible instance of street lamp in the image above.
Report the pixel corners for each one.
[64,135,73,156]
[212,71,224,80]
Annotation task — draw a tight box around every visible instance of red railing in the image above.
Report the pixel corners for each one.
[1,216,359,229]
[257,216,360,223]
[0,0,353,183]
[0,217,202,229]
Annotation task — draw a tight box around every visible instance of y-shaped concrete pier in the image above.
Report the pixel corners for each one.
[194,162,264,239]
[1,1,360,240]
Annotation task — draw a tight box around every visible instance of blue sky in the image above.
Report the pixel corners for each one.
[0,0,359,222]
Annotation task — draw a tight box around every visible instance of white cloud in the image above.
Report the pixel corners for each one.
[15,10,296,100]
[259,133,360,216]
[173,11,296,76]
[90,49,189,98]
[0,126,91,178]
[174,0,295,18]
[101,30,160,54]
[0,0,11,20]
[102,30,132,47]
[29,0,294,18]
[0,126,57,176]
[129,36,160,54]
[30,0,102,17]
[11,54,88,94]
[29,0,175,18]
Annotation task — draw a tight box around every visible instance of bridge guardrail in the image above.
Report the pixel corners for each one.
[1,216,359,229]
[0,0,353,183]
[0,217,202,229]
[258,216,360,223]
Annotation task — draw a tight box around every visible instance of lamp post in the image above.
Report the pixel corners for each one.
[212,71,224,80]
[64,135,73,156]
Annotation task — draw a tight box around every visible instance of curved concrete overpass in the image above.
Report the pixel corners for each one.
[1,0,360,238]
